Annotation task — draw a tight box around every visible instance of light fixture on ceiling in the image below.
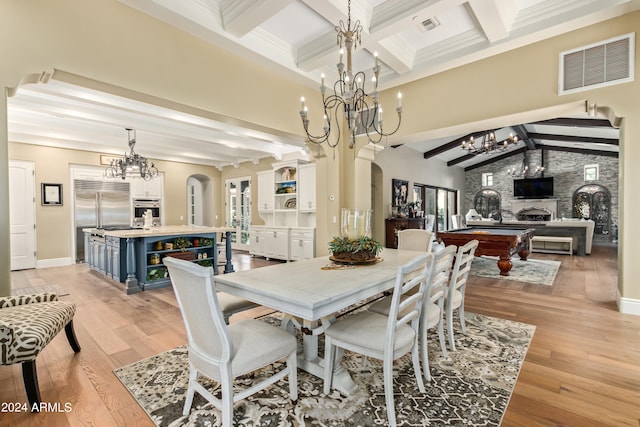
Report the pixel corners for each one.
[104,128,158,181]
[461,130,519,155]
[298,0,403,151]
[507,152,544,177]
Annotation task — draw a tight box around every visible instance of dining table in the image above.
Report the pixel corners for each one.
[214,248,425,395]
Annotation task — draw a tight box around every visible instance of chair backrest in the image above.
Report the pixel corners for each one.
[426,245,457,304]
[449,240,479,296]
[451,214,463,229]
[397,229,433,252]
[164,257,232,365]
[386,253,434,352]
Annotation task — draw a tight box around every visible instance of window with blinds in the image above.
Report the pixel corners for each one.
[559,33,634,95]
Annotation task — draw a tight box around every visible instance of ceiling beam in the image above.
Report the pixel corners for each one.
[222,0,294,37]
[456,146,526,170]
[467,0,517,43]
[536,144,619,158]
[529,117,614,128]
[527,132,619,145]
[423,133,475,159]
[512,124,536,150]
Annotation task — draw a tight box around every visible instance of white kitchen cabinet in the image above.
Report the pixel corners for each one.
[249,227,266,257]
[249,226,290,261]
[130,173,164,199]
[298,163,316,212]
[289,228,315,261]
[257,171,274,211]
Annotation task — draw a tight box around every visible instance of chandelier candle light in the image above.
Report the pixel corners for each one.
[104,128,158,181]
[299,0,403,151]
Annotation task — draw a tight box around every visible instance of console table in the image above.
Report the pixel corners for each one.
[384,217,426,248]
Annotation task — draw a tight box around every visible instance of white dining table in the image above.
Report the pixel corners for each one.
[214,248,424,394]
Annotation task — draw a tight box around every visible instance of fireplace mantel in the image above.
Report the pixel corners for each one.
[511,199,558,220]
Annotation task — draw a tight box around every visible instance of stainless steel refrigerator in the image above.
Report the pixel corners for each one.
[74,180,131,262]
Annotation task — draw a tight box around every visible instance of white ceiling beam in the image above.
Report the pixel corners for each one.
[467,0,517,43]
[221,0,295,37]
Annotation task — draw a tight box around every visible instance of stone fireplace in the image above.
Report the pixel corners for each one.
[510,199,558,221]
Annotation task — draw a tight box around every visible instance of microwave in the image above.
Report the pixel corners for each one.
[133,198,161,228]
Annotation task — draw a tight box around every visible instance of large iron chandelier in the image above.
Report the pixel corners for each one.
[461,130,519,155]
[104,128,158,181]
[507,152,544,177]
[299,0,403,151]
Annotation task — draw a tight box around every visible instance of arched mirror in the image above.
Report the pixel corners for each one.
[573,184,611,236]
[474,189,501,219]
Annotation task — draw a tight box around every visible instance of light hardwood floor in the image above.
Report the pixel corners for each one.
[2,246,639,426]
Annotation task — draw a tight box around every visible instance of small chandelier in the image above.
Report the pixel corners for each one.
[104,128,158,181]
[507,152,544,177]
[461,130,519,155]
[299,0,402,151]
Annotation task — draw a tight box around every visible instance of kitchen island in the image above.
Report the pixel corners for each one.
[84,226,235,294]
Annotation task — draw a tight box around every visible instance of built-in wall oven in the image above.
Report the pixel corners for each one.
[133,198,161,228]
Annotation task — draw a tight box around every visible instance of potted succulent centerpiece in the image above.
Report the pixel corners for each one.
[329,235,383,263]
[329,208,383,263]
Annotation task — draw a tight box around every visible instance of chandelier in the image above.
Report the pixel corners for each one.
[507,152,544,177]
[104,128,158,181]
[460,130,519,155]
[299,0,402,150]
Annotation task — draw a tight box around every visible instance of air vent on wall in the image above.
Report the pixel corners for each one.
[559,33,634,95]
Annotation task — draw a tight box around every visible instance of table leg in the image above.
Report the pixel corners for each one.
[497,254,513,276]
[281,315,358,395]
[223,231,235,273]
[518,247,530,261]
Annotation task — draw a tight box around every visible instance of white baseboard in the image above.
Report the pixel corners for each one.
[617,289,640,316]
[37,257,73,269]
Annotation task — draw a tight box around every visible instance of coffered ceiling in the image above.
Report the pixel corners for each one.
[8,0,636,169]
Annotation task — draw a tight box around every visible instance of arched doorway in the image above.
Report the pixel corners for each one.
[187,174,213,226]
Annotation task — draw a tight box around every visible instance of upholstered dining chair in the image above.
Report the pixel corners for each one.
[397,228,434,252]
[323,253,433,426]
[425,214,436,232]
[368,245,457,381]
[451,214,463,229]
[163,257,298,427]
[445,239,479,351]
[0,293,80,411]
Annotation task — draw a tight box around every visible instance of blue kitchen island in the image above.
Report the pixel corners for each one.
[84,225,235,294]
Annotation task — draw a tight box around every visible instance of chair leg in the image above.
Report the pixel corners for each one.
[220,370,234,427]
[412,344,425,393]
[420,324,431,382]
[183,365,197,416]
[64,320,82,352]
[459,304,467,335]
[287,352,298,401]
[447,308,456,352]
[383,356,397,426]
[21,360,41,412]
[323,337,335,395]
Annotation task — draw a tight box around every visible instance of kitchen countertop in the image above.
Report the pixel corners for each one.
[84,225,234,238]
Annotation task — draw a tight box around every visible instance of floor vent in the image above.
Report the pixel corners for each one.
[559,33,634,95]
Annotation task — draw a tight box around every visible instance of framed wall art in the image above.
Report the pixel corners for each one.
[41,183,63,206]
[392,179,408,207]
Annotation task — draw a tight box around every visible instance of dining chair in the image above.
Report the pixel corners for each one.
[163,257,298,427]
[425,214,436,232]
[323,253,433,426]
[445,239,479,351]
[368,245,457,381]
[397,228,434,252]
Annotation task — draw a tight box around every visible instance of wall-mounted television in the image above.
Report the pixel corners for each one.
[513,177,554,199]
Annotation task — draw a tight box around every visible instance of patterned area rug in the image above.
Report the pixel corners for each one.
[470,256,560,286]
[12,284,69,296]
[114,313,534,426]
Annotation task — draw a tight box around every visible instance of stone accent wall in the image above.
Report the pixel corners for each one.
[464,149,618,241]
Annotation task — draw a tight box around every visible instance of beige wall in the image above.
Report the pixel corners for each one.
[1,0,639,311]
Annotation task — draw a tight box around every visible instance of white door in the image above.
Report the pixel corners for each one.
[226,177,251,251]
[9,161,36,270]
[187,177,204,226]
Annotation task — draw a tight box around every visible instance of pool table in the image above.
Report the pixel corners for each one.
[436,227,536,276]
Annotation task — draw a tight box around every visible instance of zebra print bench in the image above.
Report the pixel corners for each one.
[0,293,80,411]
